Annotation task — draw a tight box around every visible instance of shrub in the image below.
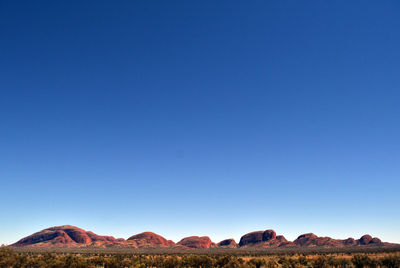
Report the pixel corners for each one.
[380,254,400,268]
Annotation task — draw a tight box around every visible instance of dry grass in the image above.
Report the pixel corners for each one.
[1,245,400,267]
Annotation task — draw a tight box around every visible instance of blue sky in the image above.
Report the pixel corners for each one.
[1,1,399,245]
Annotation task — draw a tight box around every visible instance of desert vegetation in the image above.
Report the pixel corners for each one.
[1,246,400,267]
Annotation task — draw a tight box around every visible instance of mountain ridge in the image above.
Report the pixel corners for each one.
[11,225,396,249]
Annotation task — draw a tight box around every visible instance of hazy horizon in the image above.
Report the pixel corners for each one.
[1,1,399,245]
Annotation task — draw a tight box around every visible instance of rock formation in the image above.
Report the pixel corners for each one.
[239,229,289,247]
[12,225,390,249]
[127,232,174,247]
[176,236,212,249]
[12,225,121,247]
[293,233,384,247]
[217,239,238,248]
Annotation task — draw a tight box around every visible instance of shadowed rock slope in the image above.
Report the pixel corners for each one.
[217,238,238,248]
[239,229,290,247]
[12,225,393,249]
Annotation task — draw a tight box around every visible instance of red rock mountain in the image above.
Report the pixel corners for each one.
[11,225,391,249]
[292,232,383,247]
[127,232,175,247]
[12,226,171,248]
[176,236,212,249]
[12,225,122,248]
[239,229,289,247]
[217,239,238,248]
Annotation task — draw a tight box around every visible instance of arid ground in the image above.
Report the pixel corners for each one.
[2,245,400,267]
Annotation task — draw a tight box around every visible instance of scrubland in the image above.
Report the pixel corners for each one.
[1,246,400,267]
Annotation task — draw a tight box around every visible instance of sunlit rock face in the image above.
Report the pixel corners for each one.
[177,236,212,249]
[12,225,388,249]
[127,232,175,247]
[12,225,120,247]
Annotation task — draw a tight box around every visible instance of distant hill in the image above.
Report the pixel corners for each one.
[11,225,396,249]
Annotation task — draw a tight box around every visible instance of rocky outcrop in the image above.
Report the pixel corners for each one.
[359,235,382,245]
[177,236,212,249]
[359,235,373,245]
[217,239,238,248]
[262,230,277,241]
[293,233,384,247]
[127,232,174,247]
[294,233,320,247]
[12,225,120,247]
[370,237,382,244]
[239,229,288,247]
[239,231,264,246]
[276,235,288,243]
[11,225,389,249]
[343,237,357,246]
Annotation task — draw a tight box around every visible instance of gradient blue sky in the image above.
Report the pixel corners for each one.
[1,1,400,245]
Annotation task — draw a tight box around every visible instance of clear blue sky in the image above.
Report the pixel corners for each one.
[1,1,399,245]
